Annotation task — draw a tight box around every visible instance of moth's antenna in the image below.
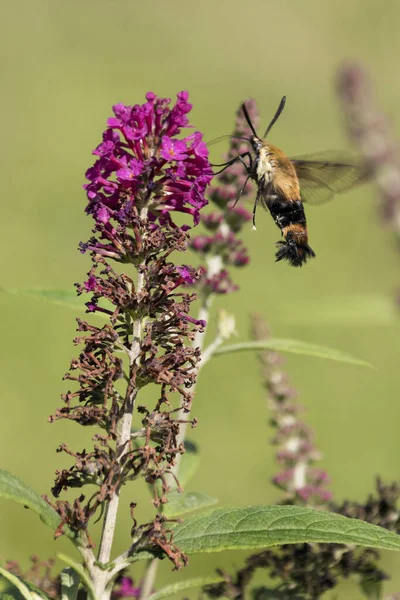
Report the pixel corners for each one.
[242,103,259,138]
[263,96,286,138]
[206,134,251,147]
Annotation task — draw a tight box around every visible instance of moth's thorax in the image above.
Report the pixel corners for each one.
[256,144,274,183]
[256,141,300,201]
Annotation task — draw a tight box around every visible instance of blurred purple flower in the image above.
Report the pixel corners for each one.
[189,99,258,297]
[251,313,332,506]
[112,577,141,598]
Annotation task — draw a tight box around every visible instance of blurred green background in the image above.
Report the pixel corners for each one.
[1,0,400,597]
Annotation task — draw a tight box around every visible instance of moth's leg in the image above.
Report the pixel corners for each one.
[231,174,251,208]
[252,187,262,229]
[212,151,252,175]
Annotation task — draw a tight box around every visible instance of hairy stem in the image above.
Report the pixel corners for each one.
[97,394,138,566]
[174,296,213,470]
[138,557,159,600]
[92,208,148,599]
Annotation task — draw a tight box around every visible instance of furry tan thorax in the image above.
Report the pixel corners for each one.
[256,141,300,202]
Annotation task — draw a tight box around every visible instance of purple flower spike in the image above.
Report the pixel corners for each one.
[83,91,213,253]
[51,91,208,574]
[251,313,332,508]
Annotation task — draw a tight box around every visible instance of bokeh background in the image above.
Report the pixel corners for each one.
[1,0,400,597]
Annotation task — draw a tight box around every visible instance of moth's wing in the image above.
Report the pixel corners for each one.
[290,151,366,205]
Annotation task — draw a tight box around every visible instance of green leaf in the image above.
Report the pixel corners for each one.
[0,568,31,600]
[60,568,80,600]
[148,577,224,600]
[125,550,156,564]
[57,555,96,600]
[163,491,218,518]
[0,288,84,311]
[213,339,372,367]
[0,469,67,536]
[0,567,48,600]
[0,288,113,317]
[177,441,200,488]
[171,505,400,554]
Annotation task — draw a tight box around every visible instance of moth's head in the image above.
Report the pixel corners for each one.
[243,96,287,151]
[250,136,263,153]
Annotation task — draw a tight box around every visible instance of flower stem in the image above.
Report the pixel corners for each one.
[174,296,212,470]
[97,393,139,564]
[138,557,159,600]
[93,208,148,598]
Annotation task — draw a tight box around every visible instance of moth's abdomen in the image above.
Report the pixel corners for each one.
[266,197,306,229]
[265,195,316,267]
